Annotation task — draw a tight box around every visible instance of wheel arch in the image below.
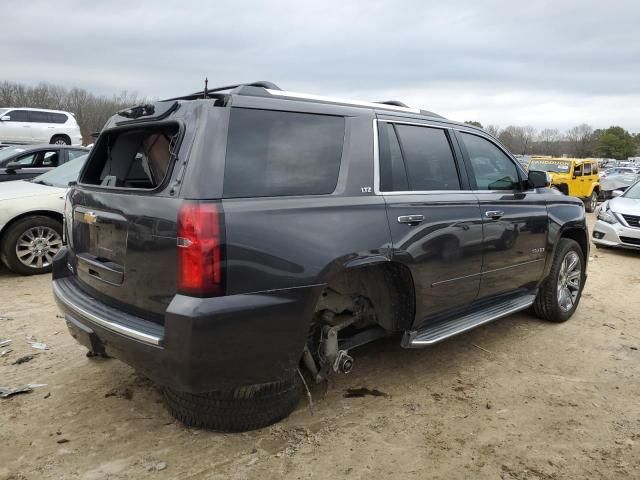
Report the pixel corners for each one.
[543,224,589,281]
[0,210,63,245]
[50,133,71,144]
[315,258,416,332]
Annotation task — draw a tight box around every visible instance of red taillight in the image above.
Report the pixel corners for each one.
[177,202,224,297]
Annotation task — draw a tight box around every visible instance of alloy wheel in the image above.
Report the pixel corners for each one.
[15,226,62,269]
[556,251,582,312]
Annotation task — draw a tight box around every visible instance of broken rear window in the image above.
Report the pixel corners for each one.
[80,124,179,190]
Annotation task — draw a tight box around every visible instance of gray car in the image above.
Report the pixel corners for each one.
[593,180,640,250]
[599,171,639,199]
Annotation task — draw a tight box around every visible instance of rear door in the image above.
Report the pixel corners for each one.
[583,161,598,196]
[454,129,548,299]
[376,119,484,325]
[29,110,54,143]
[570,163,584,197]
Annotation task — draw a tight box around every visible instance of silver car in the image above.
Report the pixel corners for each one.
[593,180,640,250]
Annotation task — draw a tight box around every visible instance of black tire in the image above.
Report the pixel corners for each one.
[532,238,585,323]
[1,216,63,275]
[163,374,303,432]
[585,191,597,213]
[50,135,71,145]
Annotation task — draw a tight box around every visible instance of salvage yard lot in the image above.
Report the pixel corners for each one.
[1,213,639,480]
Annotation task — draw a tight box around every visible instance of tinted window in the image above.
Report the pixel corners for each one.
[574,164,583,176]
[584,163,591,175]
[50,113,68,124]
[393,124,460,191]
[30,111,51,123]
[461,133,520,190]
[224,109,344,198]
[6,110,29,122]
[379,123,409,191]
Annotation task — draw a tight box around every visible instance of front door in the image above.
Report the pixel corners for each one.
[376,119,484,325]
[1,109,31,143]
[454,130,549,299]
[8,149,60,180]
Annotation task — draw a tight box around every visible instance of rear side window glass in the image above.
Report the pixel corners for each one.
[393,124,461,191]
[224,109,344,198]
[584,163,591,175]
[30,111,50,123]
[80,124,179,189]
[50,113,68,124]
[461,132,520,190]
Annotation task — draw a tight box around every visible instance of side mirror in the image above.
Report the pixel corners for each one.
[0,116,10,121]
[528,170,550,188]
[4,162,23,172]
[612,190,624,198]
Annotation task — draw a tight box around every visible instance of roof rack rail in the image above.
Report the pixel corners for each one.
[163,81,281,101]
[375,100,411,108]
[419,109,445,119]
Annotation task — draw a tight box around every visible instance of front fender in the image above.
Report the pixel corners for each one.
[543,199,589,279]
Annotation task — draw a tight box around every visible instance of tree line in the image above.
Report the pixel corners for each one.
[2,81,638,157]
[0,81,143,143]
[464,121,640,159]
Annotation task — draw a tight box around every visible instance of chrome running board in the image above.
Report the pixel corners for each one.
[402,294,536,348]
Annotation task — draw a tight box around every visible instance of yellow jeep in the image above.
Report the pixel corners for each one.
[527,158,601,212]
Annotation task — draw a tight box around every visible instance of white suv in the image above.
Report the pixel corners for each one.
[0,108,83,146]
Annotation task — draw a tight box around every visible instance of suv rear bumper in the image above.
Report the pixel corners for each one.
[52,248,322,393]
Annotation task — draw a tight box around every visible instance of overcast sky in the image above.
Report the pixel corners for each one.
[3,0,640,131]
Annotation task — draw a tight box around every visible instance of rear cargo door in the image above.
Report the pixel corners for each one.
[68,122,184,322]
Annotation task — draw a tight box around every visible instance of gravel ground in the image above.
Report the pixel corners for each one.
[1,213,639,479]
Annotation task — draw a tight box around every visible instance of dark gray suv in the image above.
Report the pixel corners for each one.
[52,81,589,431]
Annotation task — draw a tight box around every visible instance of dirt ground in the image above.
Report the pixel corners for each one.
[1,213,639,480]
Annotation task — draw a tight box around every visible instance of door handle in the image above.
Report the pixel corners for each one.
[485,210,504,219]
[398,214,425,225]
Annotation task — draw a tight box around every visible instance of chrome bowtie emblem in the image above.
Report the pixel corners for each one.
[83,212,98,224]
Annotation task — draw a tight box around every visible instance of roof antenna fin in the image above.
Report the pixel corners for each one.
[203,77,208,99]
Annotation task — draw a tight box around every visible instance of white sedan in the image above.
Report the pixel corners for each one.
[0,155,87,275]
[593,180,640,251]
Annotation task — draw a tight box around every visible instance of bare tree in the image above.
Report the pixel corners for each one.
[484,124,500,137]
[0,81,142,143]
[538,128,560,156]
[565,124,594,158]
[521,126,537,155]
